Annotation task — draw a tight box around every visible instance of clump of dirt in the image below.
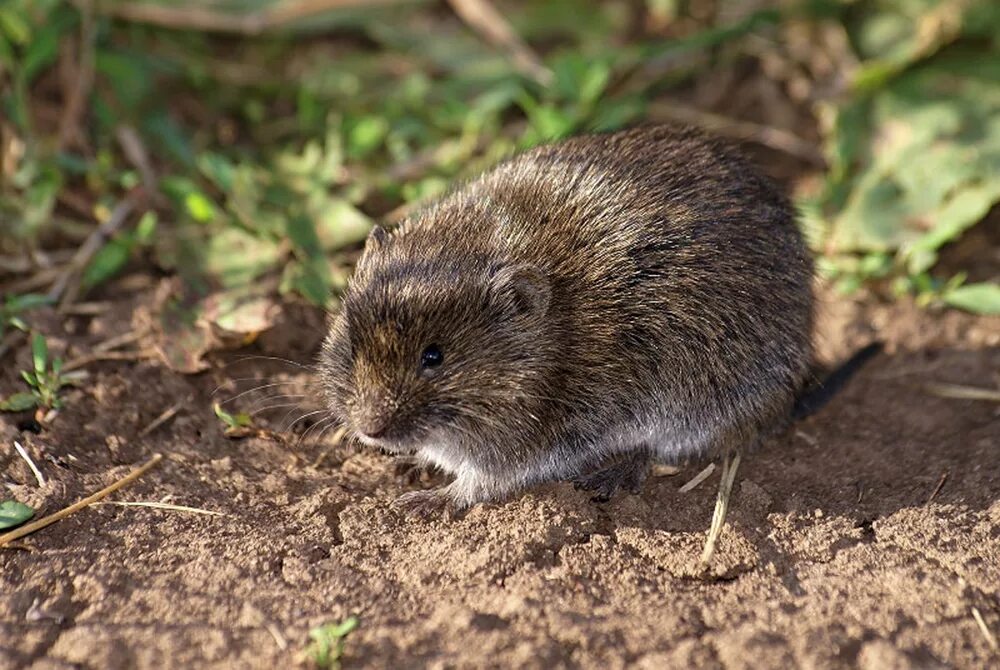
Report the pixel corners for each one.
[1,281,998,668]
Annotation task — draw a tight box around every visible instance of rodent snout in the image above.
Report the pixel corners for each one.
[350,399,396,442]
[354,412,391,440]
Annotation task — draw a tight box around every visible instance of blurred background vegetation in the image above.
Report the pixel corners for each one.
[1,0,998,364]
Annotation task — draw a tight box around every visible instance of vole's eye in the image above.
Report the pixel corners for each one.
[420,344,444,370]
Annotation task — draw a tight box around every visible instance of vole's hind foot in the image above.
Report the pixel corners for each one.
[574,451,651,502]
[392,488,454,519]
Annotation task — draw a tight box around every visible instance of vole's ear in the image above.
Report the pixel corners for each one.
[364,225,390,253]
[491,264,550,318]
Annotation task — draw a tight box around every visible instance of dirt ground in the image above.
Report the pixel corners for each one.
[2,261,1000,668]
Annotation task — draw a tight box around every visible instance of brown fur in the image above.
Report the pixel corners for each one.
[318,124,814,510]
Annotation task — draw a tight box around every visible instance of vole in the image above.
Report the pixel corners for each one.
[319,124,872,564]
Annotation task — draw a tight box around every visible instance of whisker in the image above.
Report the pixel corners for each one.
[302,414,335,440]
[278,402,317,432]
[216,381,305,406]
[209,375,302,397]
[297,414,338,448]
[248,393,306,413]
[221,355,313,371]
[250,401,307,417]
[342,427,361,448]
[284,409,328,434]
[314,422,347,447]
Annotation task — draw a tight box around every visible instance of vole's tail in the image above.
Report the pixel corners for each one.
[792,342,884,421]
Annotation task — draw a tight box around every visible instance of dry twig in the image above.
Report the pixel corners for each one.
[700,451,741,568]
[648,101,825,165]
[0,251,73,274]
[92,501,227,516]
[58,0,96,151]
[446,0,553,86]
[49,194,141,309]
[13,441,46,486]
[679,463,715,493]
[60,301,112,316]
[795,429,819,447]
[972,607,998,652]
[87,0,407,34]
[4,266,63,296]
[266,622,289,651]
[0,453,163,548]
[92,326,151,354]
[925,383,1000,403]
[62,348,158,372]
[116,126,164,203]
[138,403,183,439]
[925,471,949,504]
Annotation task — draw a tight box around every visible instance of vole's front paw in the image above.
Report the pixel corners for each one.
[573,452,650,502]
[393,457,426,485]
[392,489,453,519]
[393,457,443,486]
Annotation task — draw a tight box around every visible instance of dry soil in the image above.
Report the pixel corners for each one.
[1,277,999,669]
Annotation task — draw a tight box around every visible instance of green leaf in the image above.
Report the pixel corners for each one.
[135,211,158,243]
[821,50,1000,278]
[297,87,323,129]
[95,49,153,112]
[31,333,48,376]
[578,62,611,106]
[143,111,195,167]
[313,200,373,252]
[21,23,59,82]
[942,282,1000,315]
[82,239,131,289]
[0,500,34,530]
[589,95,646,132]
[6,293,54,312]
[286,257,332,307]
[518,98,575,142]
[307,617,359,669]
[346,116,389,159]
[637,6,781,59]
[198,153,236,193]
[328,617,359,637]
[202,288,277,335]
[201,228,282,289]
[0,33,15,72]
[0,392,39,413]
[213,403,252,429]
[286,213,323,259]
[184,191,217,223]
[401,177,448,205]
[850,0,973,93]
[160,175,202,209]
[0,7,30,46]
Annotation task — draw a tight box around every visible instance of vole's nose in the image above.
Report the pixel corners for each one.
[360,421,387,439]
[354,411,391,440]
